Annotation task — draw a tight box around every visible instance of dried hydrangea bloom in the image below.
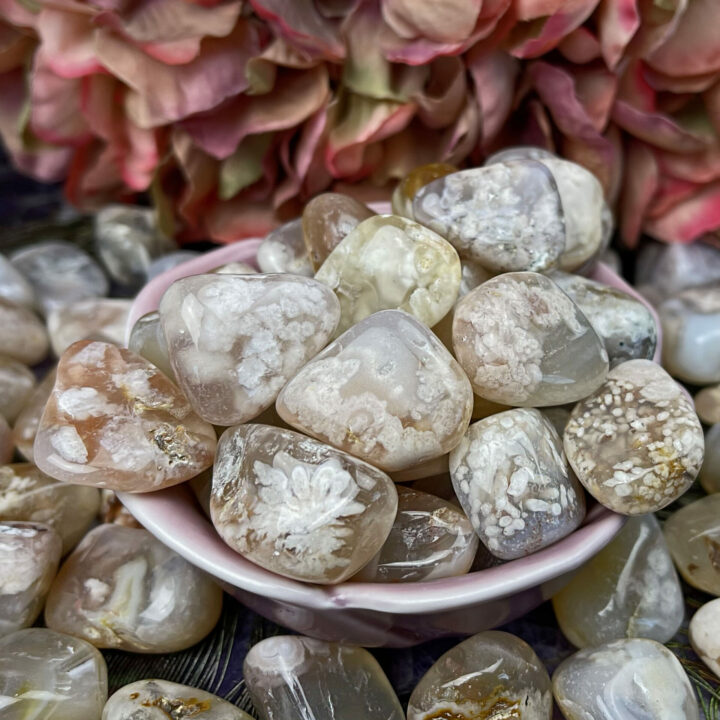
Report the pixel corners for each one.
[277,310,473,472]
[0,357,35,423]
[127,311,175,380]
[391,162,457,219]
[412,161,566,273]
[453,273,609,406]
[695,383,720,425]
[699,423,720,494]
[565,360,704,515]
[689,599,720,680]
[34,341,217,492]
[256,218,313,276]
[0,298,49,365]
[159,273,340,426]
[211,424,397,584]
[45,524,222,652]
[12,368,56,462]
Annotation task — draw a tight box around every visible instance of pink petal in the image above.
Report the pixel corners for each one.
[596,0,639,69]
[121,121,158,190]
[380,0,482,44]
[619,141,658,247]
[644,181,720,243]
[207,197,278,243]
[413,56,466,128]
[572,64,618,132]
[655,146,720,184]
[0,21,34,73]
[646,176,699,219]
[36,7,102,78]
[0,0,39,28]
[557,26,601,63]
[514,0,571,21]
[643,66,718,94]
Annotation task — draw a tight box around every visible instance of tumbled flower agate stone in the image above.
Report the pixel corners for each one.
[34,341,216,491]
[244,636,404,720]
[256,218,313,276]
[0,416,11,464]
[0,628,107,720]
[552,515,683,648]
[45,524,222,652]
[413,161,565,273]
[0,521,61,636]
[315,214,461,335]
[450,409,584,560]
[0,356,35,423]
[564,360,704,514]
[695,383,720,425]
[211,424,397,584]
[552,638,699,720]
[128,311,175,379]
[407,631,552,719]
[0,254,35,308]
[391,162,457,219]
[453,272,608,406]
[700,423,720,494]
[160,273,340,425]
[102,679,254,720]
[0,298,49,365]
[689,599,720,679]
[11,368,56,461]
[277,310,473,472]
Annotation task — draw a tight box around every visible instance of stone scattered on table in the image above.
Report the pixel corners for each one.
[315,214,461,336]
[407,630,552,720]
[0,463,100,554]
[11,368,56,462]
[0,416,11,464]
[302,192,374,269]
[354,486,478,582]
[0,254,35,308]
[452,272,608,406]
[34,341,217,492]
[45,524,223,652]
[277,310,473,472]
[391,162,457,219]
[413,161,565,273]
[244,635,405,720]
[695,383,720,425]
[552,638,699,720]
[700,423,720,494]
[99,490,141,528]
[146,250,201,280]
[0,298,49,365]
[552,515,683,648]
[0,521,61,636]
[689,598,720,680]
[256,218,313,276]
[127,311,175,380]
[564,360,704,514]
[160,273,340,425]
[0,356,35,423]
[0,628,108,720]
[212,260,257,274]
[450,409,584,560]
[664,493,720,597]
[211,424,397,584]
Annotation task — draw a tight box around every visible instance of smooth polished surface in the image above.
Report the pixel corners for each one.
[0,356,35,423]
[256,218,312,276]
[11,368,56,462]
[0,298,49,365]
[689,598,720,679]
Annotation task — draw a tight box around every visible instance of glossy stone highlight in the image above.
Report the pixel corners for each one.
[256,218,313,276]
[689,599,720,679]
[0,356,35,423]
[0,298,49,365]
[11,368,56,461]
[127,311,175,379]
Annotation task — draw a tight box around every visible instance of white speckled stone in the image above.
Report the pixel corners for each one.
[695,383,720,425]
[0,254,35,308]
[0,298,49,365]
[689,599,720,679]
[0,356,35,423]
[256,218,313,276]
[700,423,720,494]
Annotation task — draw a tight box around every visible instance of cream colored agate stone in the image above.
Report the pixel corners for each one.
[34,341,217,492]
[256,218,313,276]
[128,311,175,379]
[391,162,458,219]
[689,599,720,679]
[695,383,720,425]
[412,161,565,273]
[159,273,340,426]
[552,515,683,648]
[564,360,704,515]
[0,628,108,720]
[0,463,100,554]
[664,494,720,596]
[315,214,461,336]
[47,298,132,356]
[211,424,397,584]
[700,423,720,494]
[302,192,374,269]
[244,636,404,720]
[354,486,478,582]
[277,309,473,472]
[0,416,11,464]
[450,409,584,560]
[552,638,699,720]
[45,524,222,652]
[11,367,56,461]
[0,356,35,423]
[407,630,552,719]
[0,521,61,636]
[453,272,609,406]
[0,254,35,308]
[0,298,49,365]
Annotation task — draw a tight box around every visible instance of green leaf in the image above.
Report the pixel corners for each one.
[219,133,273,200]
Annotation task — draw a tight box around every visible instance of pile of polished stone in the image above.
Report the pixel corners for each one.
[0,148,718,719]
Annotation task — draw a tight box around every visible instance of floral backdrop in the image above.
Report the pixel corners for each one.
[1,0,719,247]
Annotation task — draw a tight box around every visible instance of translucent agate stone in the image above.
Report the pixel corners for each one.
[450,409,584,560]
[552,515,683,648]
[551,271,657,367]
[0,521,61,636]
[244,636,404,720]
[102,679,254,720]
[0,463,100,554]
[99,489,141,528]
[391,162,457,219]
[459,258,492,297]
[302,192,374,269]
[565,360,704,515]
[212,260,256,274]
[0,416,11,464]
[211,424,397,584]
[700,424,720,494]
[94,205,175,288]
[256,218,313,276]
[0,298,49,365]
[659,286,720,384]
[315,214,461,336]
[277,310,473,472]
[34,341,217,492]
[664,494,720,596]
[12,368,56,461]
[389,454,450,483]
[689,598,720,679]
[695,383,720,425]
[0,628,108,720]
[10,241,109,315]
[45,524,223,652]
[453,273,608,406]
[159,273,340,425]
[127,311,175,379]
[552,638,699,720]
[146,250,202,280]
[0,356,35,423]
[354,486,477,582]
[412,161,565,273]
[0,254,35,308]
[407,631,552,720]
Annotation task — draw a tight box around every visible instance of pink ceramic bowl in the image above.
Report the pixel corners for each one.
[121,223,661,648]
